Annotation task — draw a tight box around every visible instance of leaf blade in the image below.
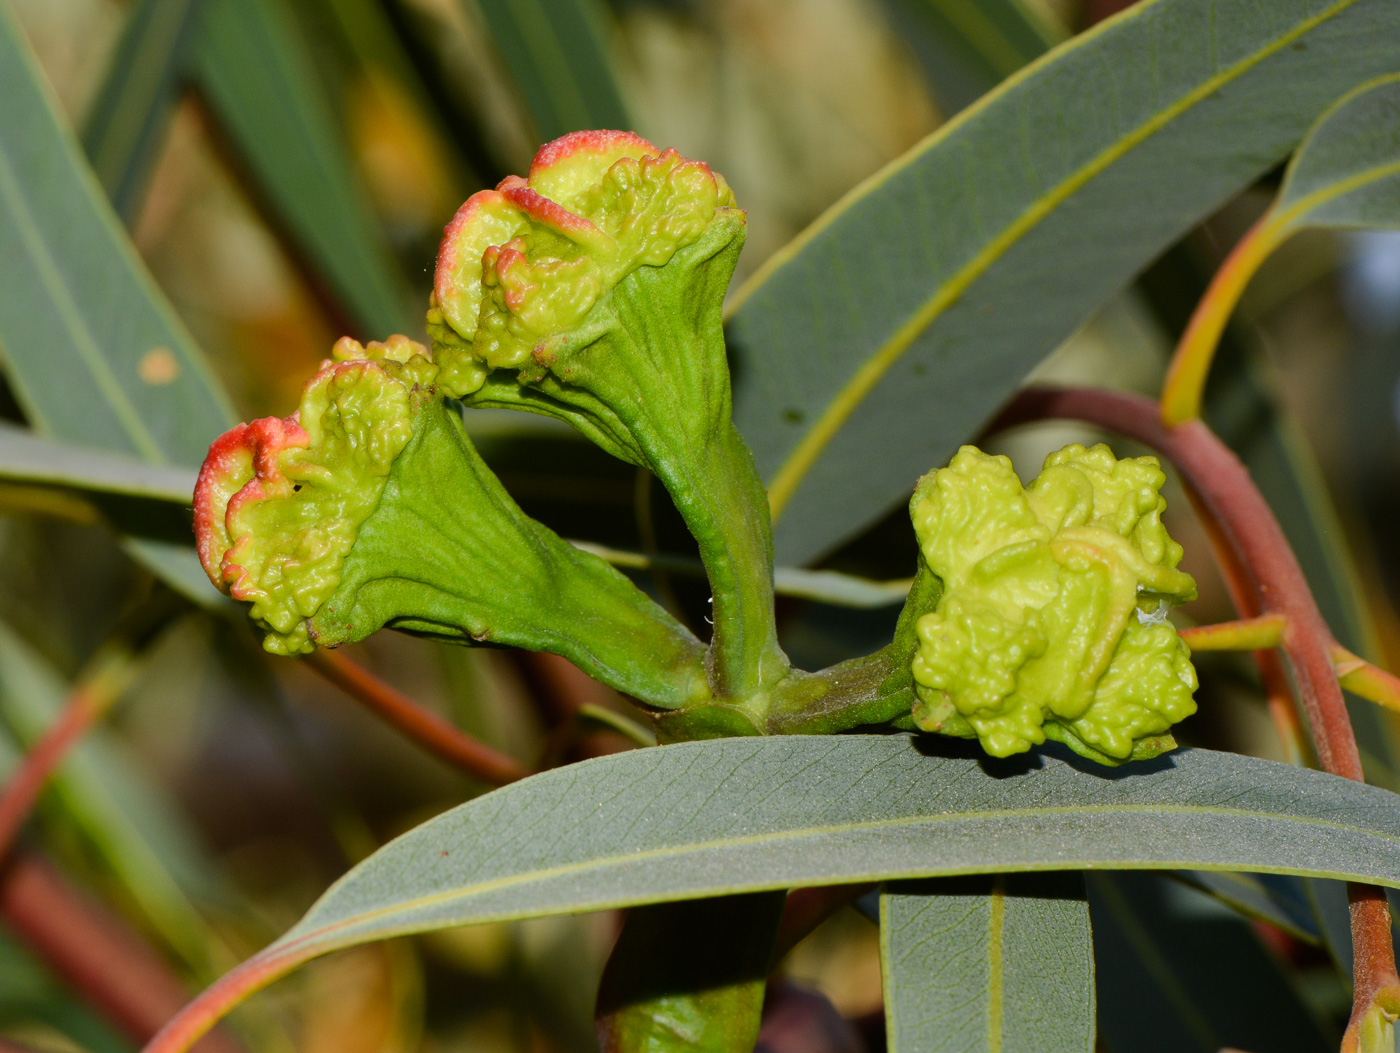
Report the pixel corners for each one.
[0,3,235,468]
[880,873,1094,1052]
[726,0,1400,563]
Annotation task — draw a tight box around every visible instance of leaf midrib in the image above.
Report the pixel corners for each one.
[281,797,1400,950]
[753,0,1359,517]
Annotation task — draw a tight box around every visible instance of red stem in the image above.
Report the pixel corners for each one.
[305,649,527,786]
[991,385,1400,1031]
[0,679,113,861]
[0,851,245,1053]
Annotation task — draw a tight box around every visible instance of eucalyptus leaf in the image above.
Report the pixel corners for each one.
[82,0,204,226]
[191,0,417,338]
[1277,73,1400,233]
[726,0,1400,564]
[473,0,631,142]
[1170,870,1320,943]
[880,873,1093,1052]
[0,423,195,503]
[0,3,233,468]
[185,735,1400,1021]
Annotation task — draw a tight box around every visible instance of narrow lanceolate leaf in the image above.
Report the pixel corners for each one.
[191,0,418,338]
[880,874,1093,1053]
[161,735,1400,1041]
[1275,73,1400,232]
[82,0,205,226]
[1090,872,1332,1052]
[0,424,195,502]
[882,0,1065,115]
[0,3,233,467]
[1170,870,1320,943]
[474,0,631,141]
[727,0,1400,565]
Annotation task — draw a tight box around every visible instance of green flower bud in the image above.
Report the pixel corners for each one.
[908,444,1199,764]
[429,130,782,703]
[194,336,707,709]
[194,337,435,655]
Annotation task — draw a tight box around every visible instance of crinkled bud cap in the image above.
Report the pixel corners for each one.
[427,129,742,396]
[193,336,437,655]
[909,444,1199,763]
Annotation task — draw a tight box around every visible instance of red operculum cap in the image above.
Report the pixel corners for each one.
[498,184,612,252]
[193,416,309,592]
[433,189,526,338]
[528,130,658,184]
[526,130,659,208]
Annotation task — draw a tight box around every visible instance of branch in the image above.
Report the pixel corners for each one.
[991,385,1400,1040]
[303,649,527,786]
[0,645,136,860]
[1179,614,1286,652]
[0,851,245,1053]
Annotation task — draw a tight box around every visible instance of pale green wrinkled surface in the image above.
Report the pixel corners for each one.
[910,445,1197,761]
[430,141,741,394]
[220,348,432,654]
[880,874,1094,1053]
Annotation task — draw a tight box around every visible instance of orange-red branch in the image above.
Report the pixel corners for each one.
[304,650,527,786]
[1159,213,1288,426]
[0,648,134,861]
[991,385,1400,1036]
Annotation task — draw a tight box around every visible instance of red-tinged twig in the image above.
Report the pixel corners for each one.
[304,649,527,786]
[1179,614,1287,652]
[1333,643,1400,716]
[770,884,876,965]
[0,851,245,1053]
[1159,213,1288,426]
[991,385,1400,1045]
[0,646,136,862]
[1182,485,1311,766]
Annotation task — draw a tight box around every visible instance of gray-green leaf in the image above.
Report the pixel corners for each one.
[727,0,1400,564]
[880,873,1093,1053]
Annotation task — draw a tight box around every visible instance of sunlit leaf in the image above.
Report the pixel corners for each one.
[0,423,194,503]
[474,0,631,142]
[169,735,1400,1036]
[0,3,233,467]
[880,873,1093,1052]
[1090,872,1332,1052]
[727,0,1400,564]
[191,0,418,338]
[1276,73,1400,233]
[82,0,204,226]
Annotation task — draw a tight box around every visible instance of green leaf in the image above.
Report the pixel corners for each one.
[1170,870,1320,943]
[474,0,632,142]
[726,0,1400,564]
[882,0,1065,114]
[198,735,1400,1005]
[0,423,195,502]
[0,3,234,468]
[1276,72,1400,232]
[880,873,1093,1052]
[82,0,204,226]
[191,0,418,338]
[1090,871,1332,1052]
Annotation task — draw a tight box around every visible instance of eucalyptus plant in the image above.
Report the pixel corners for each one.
[6,1,1400,1052]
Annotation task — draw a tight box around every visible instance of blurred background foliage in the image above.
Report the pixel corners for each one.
[2,0,1400,1050]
